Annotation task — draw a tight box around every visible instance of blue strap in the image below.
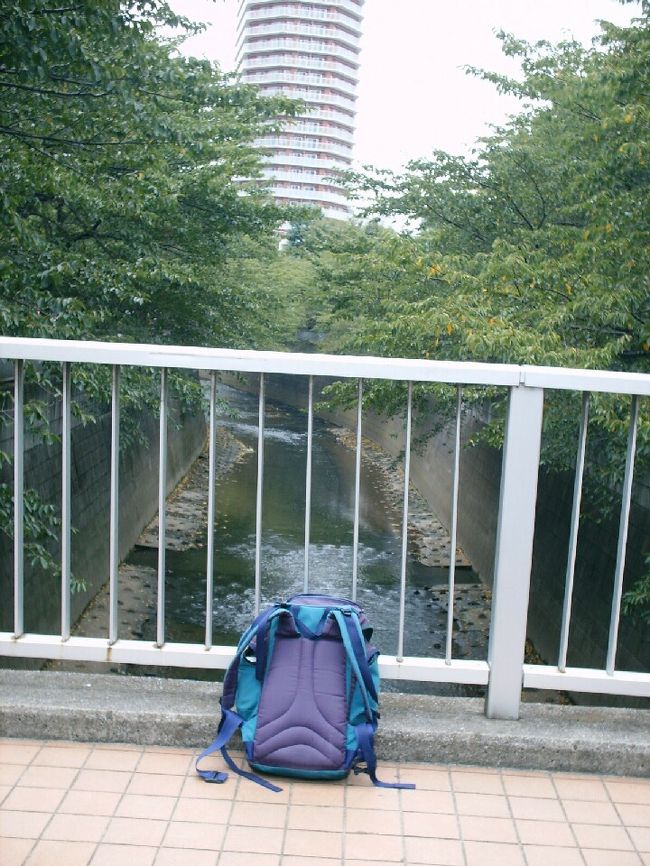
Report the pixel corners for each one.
[220,747,283,793]
[255,607,298,682]
[196,707,283,792]
[289,604,331,639]
[354,723,416,790]
[195,707,243,783]
[331,609,376,722]
[236,603,282,653]
[339,609,379,703]
[222,607,277,709]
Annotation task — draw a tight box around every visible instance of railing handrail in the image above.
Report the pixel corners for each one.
[1,336,649,396]
[2,334,649,718]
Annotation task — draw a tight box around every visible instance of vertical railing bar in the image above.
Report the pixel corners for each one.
[606,394,639,675]
[445,385,462,665]
[304,375,314,593]
[558,391,590,672]
[205,371,217,649]
[108,365,120,645]
[61,361,72,641]
[254,372,265,616]
[156,367,168,648]
[13,360,24,638]
[397,381,413,662]
[351,378,363,602]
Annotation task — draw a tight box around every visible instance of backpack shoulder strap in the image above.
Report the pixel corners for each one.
[330,607,415,791]
[195,707,282,792]
[330,607,377,720]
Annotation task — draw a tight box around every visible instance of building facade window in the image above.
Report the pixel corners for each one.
[237,0,364,221]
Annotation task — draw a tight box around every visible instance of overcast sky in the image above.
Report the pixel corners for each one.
[170,0,639,171]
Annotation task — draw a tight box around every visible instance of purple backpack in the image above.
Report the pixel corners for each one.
[196,594,414,791]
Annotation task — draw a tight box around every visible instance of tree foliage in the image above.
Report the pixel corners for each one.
[0,1,306,579]
[292,7,650,616]
[0,0,301,348]
[341,19,649,375]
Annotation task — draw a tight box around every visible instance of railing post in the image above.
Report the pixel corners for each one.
[485,383,544,720]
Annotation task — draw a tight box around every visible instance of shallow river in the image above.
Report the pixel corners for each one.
[126,384,487,690]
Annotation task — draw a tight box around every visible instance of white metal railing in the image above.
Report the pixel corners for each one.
[238,0,364,24]
[1,337,649,721]
[263,154,350,171]
[244,69,357,95]
[296,106,355,127]
[269,186,350,207]
[239,18,362,51]
[281,119,353,144]
[262,167,346,188]
[258,135,353,159]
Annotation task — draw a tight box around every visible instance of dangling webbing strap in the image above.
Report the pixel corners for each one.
[354,723,416,790]
[195,707,282,792]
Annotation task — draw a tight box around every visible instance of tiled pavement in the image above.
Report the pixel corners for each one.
[0,738,649,866]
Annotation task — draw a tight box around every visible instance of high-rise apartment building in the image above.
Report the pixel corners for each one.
[236,0,364,221]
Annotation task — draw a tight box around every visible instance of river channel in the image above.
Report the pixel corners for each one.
[125,385,490,692]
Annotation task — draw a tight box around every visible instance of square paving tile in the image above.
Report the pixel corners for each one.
[0,737,649,866]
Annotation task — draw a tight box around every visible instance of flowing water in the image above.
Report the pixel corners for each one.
[126,384,488,691]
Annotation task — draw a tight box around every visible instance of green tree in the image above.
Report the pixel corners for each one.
[0,0,301,347]
[298,9,650,616]
[0,1,305,577]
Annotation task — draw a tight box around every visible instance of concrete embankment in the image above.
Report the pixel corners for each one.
[1,669,648,777]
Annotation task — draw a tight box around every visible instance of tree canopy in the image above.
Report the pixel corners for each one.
[0,0,310,576]
[290,6,650,618]
[314,14,650,376]
[0,0,302,348]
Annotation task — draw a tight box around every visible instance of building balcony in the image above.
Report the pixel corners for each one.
[240,35,360,66]
[241,54,359,80]
[243,68,358,97]
[262,152,351,170]
[262,165,346,186]
[258,134,353,159]
[260,84,357,112]
[269,181,349,204]
[238,20,361,52]
[237,29,359,69]
[238,0,364,27]
[237,3,363,38]
[283,118,354,144]
[295,106,355,130]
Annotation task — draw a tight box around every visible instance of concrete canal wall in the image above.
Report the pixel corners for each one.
[0,388,205,639]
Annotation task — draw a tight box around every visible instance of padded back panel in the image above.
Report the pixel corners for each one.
[252,634,347,771]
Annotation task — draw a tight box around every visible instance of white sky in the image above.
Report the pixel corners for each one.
[170,0,639,171]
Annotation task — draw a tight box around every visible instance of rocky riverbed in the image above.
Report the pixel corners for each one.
[327,426,471,569]
[46,427,251,674]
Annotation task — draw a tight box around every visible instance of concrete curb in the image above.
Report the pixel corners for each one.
[1,670,648,777]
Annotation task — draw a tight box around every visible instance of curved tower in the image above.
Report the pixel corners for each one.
[236,0,364,221]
